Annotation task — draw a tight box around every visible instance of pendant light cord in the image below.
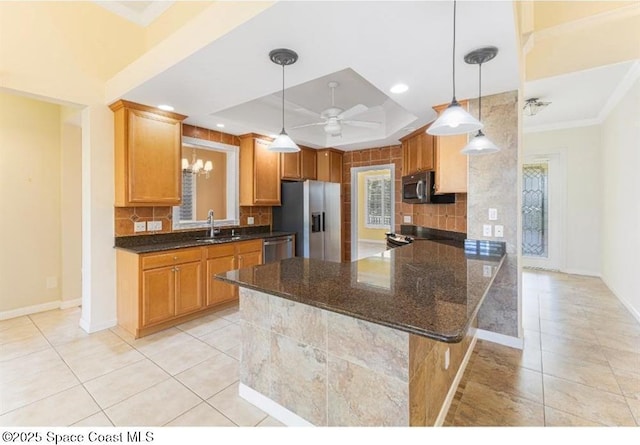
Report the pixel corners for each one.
[478,62,482,121]
[281,63,285,133]
[452,0,457,101]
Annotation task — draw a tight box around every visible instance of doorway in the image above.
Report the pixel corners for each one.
[350,164,395,261]
[522,154,565,271]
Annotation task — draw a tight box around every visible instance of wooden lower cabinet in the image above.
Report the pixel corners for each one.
[117,239,263,338]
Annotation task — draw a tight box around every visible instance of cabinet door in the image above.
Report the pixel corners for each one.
[434,134,468,194]
[254,139,281,204]
[238,250,263,269]
[128,109,182,205]
[301,147,317,180]
[175,261,204,316]
[418,133,435,171]
[405,137,420,175]
[142,266,175,327]
[206,255,237,306]
[330,151,343,183]
[281,151,301,180]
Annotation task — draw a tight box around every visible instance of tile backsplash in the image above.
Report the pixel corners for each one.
[115,206,172,236]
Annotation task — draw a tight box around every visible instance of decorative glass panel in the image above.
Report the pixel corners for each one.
[180,171,195,221]
[522,163,548,257]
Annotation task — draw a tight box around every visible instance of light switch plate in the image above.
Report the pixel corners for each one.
[147,221,162,231]
[483,224,492,237]
[444,348,450,370]
[134,221,146,232]
[488,208,498,221]
[483,265,492,277]
[247,217,255,225]
[403,215,412,223]
[494,225,504,237]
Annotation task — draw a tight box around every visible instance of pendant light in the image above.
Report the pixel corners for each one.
[427,0,483,136]
[268,48,300,153]
[461,46,500,155]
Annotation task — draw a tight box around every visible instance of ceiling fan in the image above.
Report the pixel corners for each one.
[291,81,380,137]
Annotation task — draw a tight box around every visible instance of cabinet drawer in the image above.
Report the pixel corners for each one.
[236,240,263,254]
[142,248,202,270]
[206,243,236,259]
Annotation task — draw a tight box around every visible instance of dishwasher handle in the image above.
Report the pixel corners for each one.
[263,236,293,246]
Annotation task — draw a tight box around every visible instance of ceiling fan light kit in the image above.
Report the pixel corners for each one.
[461,46,500,155]
[291,81,380,137]
[267,48,300,153]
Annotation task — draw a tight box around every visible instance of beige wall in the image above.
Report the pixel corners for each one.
[524,126,603,276]
[601,78,640,320]
[60,119,83,303]
[357,169,391,242]
[194,148,227,221]
[0,92,62,312]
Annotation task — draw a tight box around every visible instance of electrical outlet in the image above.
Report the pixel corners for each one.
[403,215,412,223]
[247,217,255,225]
[134,221,146,232]
[494,225,504,237]
[483,224,492,237]
[46,277,58,289]
[488,208,498,221]
[147,221,162,231]
[483,265,492,277]
[444,347,450,370]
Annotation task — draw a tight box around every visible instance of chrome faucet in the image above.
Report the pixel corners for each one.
[207,209,218,238]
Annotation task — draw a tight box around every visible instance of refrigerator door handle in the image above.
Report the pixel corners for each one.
[322,212,326,232]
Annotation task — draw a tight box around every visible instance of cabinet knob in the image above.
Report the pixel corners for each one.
[173,256,178,260]
[175,267,180,271]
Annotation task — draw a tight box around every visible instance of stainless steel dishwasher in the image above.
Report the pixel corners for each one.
[263,235,295,263]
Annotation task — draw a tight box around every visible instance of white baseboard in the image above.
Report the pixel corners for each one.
[60,298,82,310]
[601,276,640,324]
[561,268,601,277]
[0,298,82,321]
[434,334,478,427]
[79,317,117,334]
[239,383,314,427]
[476,329,524,350]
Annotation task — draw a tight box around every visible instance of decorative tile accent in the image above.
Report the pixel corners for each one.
[327,312,408,382]
[270,333,327,426]
[328,356,408,426]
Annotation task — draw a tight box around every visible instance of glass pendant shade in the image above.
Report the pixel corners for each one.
[427,100,484,136]
[268,130,300,153]
[461,130,499,155]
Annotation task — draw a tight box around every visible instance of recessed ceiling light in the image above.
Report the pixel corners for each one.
[216,123,225,128]
[157,104,174,111]
[390,84,409,94]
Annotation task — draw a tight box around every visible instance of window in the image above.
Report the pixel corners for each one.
[365,175,392,229]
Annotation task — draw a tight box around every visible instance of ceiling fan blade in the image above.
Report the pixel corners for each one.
[342,120,381,128]
[338,104,367,120]
[291,122,326,130]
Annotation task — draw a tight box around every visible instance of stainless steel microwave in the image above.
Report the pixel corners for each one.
[401,171,455,204]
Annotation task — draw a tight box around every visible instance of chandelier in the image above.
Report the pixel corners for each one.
[182,148,213,178]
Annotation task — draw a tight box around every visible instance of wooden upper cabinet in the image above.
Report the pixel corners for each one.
[109,100,187,207]
[317,148,343,183]
[432,101,469,194]
[400,131,434,176]
[239,134,281,206]
[281,146,317,181]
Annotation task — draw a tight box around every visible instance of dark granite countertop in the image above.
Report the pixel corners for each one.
[115,231,295,254]
[218,239,505,343]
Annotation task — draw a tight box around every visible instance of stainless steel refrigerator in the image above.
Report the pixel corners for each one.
[273,180,341,262]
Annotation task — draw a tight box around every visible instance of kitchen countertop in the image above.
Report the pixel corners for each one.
[114,231,295,254]
[218,239,505,343]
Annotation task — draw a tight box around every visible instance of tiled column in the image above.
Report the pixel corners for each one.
[467,91,520,338]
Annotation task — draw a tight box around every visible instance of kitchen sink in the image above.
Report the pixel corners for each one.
[194,235,242,243]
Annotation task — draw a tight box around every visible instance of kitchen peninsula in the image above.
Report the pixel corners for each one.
[219,239,505,426]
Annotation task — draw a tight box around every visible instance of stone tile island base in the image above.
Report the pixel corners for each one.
[239,288,477,426]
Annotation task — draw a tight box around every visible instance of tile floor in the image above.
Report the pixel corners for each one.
[1,269,638,427]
